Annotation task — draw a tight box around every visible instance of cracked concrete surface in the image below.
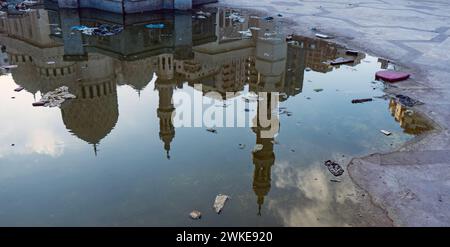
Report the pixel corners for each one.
[213,0,450,226]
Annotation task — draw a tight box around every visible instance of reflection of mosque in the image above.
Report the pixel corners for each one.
[0,7,358,213]
[389,99,432,135]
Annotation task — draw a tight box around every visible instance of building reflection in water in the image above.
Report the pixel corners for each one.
[0,6,367,214]
[389,99,432,135]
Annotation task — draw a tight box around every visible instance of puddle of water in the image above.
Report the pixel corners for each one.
[0,7,432,226]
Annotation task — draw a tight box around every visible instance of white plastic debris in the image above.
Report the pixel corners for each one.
[315,33,331,39]
[380,130,392,136]
[37,86,76,108]
[253,144,264,153]
[213,194,230,214]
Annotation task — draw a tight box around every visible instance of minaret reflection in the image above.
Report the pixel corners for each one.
[252,93,277,216]
[155,54,177,159]
[248,15,284,215]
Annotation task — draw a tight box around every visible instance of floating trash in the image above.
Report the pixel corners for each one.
[315,33,331,39]
[380,129,392,136]
[253,144,263,153]
[189,210,202,220]
[14,86,24,92]
[213,194,230,214]
[32,86,76,108]
[351,98,372,104]
[206,128,217,134]
[375,71,410,83]
[324,160,344,177]
[1,65,18,69]
[145,23,165,29]
[72,24,123,36]
[330,57,354,65]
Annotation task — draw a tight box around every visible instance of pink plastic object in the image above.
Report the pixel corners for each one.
[375,71,410,83]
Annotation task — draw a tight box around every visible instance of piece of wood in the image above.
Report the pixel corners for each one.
[352,98,373,104]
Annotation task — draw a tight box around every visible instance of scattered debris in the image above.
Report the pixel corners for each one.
[380,130,392,136]
[253,144,264,153]
[213,194,230,214]
[324,160,345,177]
[206,128,217,134]
[189,210,202,220]
[145,23,165,29]
[313,88,323,92]
[351,98,372,104]
[315,33,331,39]
[32,86,76,108]
[72,24,123,36]
[330,57,354,65]
[375,70,410,82]
[14,86,24,92]
[395,94,423,107]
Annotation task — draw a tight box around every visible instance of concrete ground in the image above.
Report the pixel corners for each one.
[214,0,450,226]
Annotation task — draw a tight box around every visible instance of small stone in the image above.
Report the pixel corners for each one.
[189,210,202,220]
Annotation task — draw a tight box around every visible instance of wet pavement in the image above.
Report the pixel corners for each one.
[0,6,433,226]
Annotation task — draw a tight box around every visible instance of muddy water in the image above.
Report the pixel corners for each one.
[0,7,431,226]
